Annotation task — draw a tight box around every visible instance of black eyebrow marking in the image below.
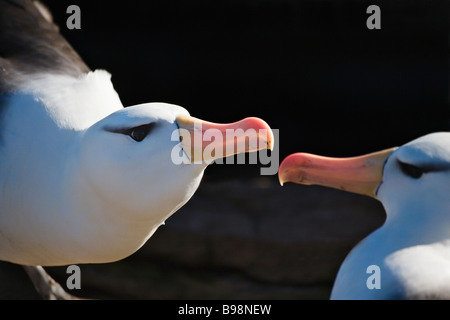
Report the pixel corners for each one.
[397,159,450,173]
[104,122,158,135]
[395,144,450,174]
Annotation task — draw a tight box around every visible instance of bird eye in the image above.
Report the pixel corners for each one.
[398,161,423,179]
[128,123,155,142]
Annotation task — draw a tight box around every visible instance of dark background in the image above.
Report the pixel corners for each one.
[3,0,448,300]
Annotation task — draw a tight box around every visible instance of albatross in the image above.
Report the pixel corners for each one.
[279,132,450,299]
[0,0,273,298]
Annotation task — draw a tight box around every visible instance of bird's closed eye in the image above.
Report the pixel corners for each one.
[128,124,152,142]
[106,122,156,142]
[398,161,424,179]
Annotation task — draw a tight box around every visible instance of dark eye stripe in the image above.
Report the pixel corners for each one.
[105,122,157,141]
[398,161,424,179]
[129,123,153,142]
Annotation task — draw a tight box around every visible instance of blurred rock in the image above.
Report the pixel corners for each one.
[0,262,40,299]
[0,176,385,300]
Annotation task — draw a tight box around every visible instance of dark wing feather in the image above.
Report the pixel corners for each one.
[0,0,90,93]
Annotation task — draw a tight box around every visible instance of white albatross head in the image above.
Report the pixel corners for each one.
[377,133,450,228]
[79,101,274,223]
[79,103,201,221]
